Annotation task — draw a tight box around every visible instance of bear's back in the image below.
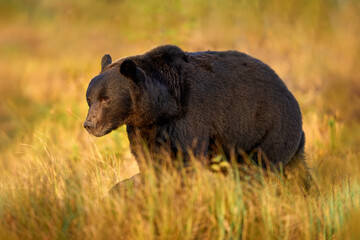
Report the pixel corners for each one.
[184,49,303,166]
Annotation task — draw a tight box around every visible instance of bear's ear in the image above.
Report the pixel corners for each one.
[101,54,112,71]
[120,59,140,82]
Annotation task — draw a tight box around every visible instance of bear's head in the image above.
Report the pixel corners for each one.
[84,53,180,137]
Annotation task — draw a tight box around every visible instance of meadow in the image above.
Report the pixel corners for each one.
[0,0,360,239]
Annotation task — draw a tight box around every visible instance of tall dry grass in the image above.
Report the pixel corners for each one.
[0,0,360,239]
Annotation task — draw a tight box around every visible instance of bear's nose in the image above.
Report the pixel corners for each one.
[84,121,95,130]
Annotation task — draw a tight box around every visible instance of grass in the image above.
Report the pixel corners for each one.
[1,0,360,239]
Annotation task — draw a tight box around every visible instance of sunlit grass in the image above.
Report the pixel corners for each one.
[1,134,359,239]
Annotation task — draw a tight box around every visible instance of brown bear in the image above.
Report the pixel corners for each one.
[84,45,309,191]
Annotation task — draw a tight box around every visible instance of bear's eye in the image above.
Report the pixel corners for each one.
[102,97,111,105]
[87,97,91,105]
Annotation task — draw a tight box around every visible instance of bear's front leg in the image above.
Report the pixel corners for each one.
[170,120,210,166]
[108,173,142,196]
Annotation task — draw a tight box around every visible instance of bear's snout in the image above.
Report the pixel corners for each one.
[83,121,95,131]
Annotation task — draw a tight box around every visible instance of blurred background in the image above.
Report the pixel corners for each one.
[0,0,360,189]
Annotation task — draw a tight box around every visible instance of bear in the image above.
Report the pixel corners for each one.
[84,45,309,192]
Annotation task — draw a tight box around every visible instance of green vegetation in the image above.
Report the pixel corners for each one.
[0,0,360,239]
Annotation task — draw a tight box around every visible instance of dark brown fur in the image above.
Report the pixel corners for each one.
[84,45,308,189]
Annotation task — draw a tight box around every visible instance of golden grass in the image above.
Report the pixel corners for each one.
[1,0,360,239]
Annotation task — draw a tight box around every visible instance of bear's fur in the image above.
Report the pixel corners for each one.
[84,45,306,177]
